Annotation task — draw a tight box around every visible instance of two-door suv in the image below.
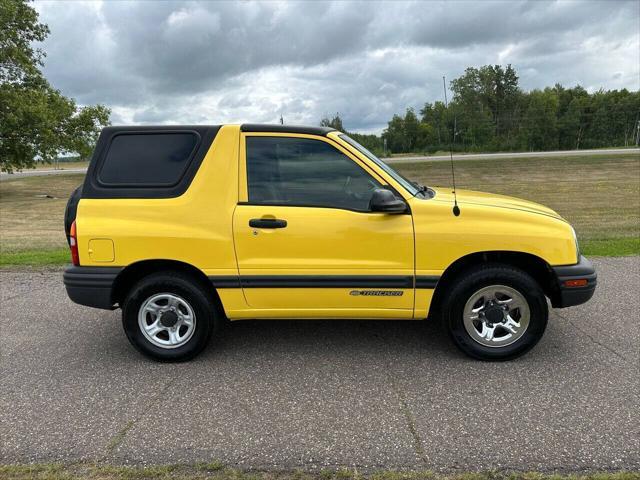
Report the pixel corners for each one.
[63,124,597,361]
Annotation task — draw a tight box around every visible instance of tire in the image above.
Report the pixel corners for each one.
[122,271,219,362]
[442,264,548,361]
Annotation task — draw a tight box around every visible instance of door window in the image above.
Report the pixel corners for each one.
[246,136,382,211]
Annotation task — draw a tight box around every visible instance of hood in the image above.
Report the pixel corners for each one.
[431,187,564,220]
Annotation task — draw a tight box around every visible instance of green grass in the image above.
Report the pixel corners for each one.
[0,153,638,267]
[0,247,70,267]
[580,237,640,256]
[0,464,638,480]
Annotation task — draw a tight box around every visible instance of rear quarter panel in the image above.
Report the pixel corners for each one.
[75,125,240,275]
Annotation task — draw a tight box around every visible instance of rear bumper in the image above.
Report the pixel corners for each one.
[550,255,597,308]
[63,266,122,310]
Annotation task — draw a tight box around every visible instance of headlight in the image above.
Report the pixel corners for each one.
[571,226,580,261]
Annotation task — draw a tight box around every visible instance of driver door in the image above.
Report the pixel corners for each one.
[232,133,415,317]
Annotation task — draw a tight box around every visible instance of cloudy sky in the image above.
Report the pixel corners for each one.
[34,0,639,133]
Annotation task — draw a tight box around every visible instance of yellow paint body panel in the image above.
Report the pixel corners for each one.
[408,190,576,318]
[75,126,579,321]
[77,125,241,275]
[232,205,414,316]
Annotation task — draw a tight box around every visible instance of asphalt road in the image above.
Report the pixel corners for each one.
[0,167,87,181]
[1,257,638,472]
[1,148,638,181]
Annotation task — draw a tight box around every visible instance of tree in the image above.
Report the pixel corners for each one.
[403,108,419,152]
[451,64,522,149]
[555,85,589,149]
[320,113,344,131]
[381,114,405,153]
[0,0,110,172]
[420,101,447,147]
[520,89,558,151]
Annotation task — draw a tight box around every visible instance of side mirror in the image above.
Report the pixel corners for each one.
[369,188,407,214]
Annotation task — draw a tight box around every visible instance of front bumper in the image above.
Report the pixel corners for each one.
[550,255,597,308]
[63,266,122,310]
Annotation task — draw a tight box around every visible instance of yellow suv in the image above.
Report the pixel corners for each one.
[63,124,596,361]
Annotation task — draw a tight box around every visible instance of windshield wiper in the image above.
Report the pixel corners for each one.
[411,181,427,194]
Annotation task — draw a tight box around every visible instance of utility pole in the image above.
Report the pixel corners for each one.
[635,119,640,147]
[280,114,284,125]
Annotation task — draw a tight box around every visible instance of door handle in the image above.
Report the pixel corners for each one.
[249,218,287,229]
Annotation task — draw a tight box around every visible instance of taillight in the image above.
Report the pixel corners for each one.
[69,221,80,266]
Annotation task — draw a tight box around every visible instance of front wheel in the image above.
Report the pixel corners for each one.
[442,265,548,361]
[122,271,219,361]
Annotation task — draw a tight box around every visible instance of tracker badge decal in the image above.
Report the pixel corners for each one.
[350,290,404,297]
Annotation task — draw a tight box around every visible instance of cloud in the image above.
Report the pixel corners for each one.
[34,0,640,133]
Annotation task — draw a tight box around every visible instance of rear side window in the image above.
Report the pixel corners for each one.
[98,132,199,186]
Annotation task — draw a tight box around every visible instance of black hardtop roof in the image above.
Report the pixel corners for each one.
[101,125,219,132]
[241,124,336,136]
[102,124,336,136]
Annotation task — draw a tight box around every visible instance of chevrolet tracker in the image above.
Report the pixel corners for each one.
[63,124,597,361]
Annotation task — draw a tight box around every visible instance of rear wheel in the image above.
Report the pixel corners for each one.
[442,264,548,360]
[122,272,218,361]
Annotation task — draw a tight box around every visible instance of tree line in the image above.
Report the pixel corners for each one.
[322,65,640,156]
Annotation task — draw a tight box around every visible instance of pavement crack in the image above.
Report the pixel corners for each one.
[2,284,52,303]
[1,292,24,303]
[101,375,181,458]
[106,420,135,453]
[554,310,632,364]
[1,271,62,303]
[387,373,428,465]
[378,333,428,465]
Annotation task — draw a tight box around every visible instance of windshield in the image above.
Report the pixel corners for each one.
[338,134,419,196]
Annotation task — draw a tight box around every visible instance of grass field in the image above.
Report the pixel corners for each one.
[0,464,638,480]
[0,153,638,266]
[0,173,83,266]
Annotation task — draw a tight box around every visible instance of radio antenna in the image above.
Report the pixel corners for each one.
[443,75,460,216]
